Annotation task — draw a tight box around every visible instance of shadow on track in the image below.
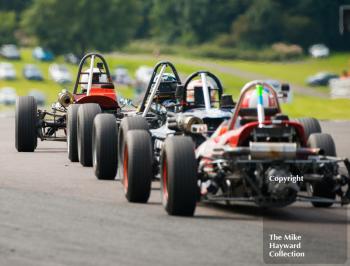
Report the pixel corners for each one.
[196,202,348,225]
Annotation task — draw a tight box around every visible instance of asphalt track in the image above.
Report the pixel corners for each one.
[0,115,349,266]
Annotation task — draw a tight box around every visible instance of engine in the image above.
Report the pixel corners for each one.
[58,89,73,107]
[167,115,203,133]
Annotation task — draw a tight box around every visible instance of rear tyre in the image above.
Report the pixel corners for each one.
[161,136,197,216]
[123,130,152,203]
[67,104,80,162]
[118,117,149,179]
[296,117,321,140]
[15,96,37,152]
[77,103,101,166]
[308,133,336,207]
[93,114,118,180]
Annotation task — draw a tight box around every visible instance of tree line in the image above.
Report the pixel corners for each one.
[0,0,349,56]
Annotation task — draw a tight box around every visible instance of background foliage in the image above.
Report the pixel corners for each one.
[0,0,349,55]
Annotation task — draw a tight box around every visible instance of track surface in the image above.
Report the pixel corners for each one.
[0,116,349,266]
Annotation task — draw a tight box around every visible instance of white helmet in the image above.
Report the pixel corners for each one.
[186,79,216,103]
[241,87,276,109]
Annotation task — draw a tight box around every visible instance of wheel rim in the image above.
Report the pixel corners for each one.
[123,144,128,193]
[162,156,168,202]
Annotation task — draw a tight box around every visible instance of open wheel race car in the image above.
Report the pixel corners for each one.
[65,53,121,166]
[115,71,235,203]
[91,61,182,180]
[157,81,350,216]
[15,53,118,157]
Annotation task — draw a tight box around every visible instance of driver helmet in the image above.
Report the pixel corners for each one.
[153,72,178,99]
[241,86,276,109]
[186,79,216,103]
[154,72,177,83]
[81,68,108,91]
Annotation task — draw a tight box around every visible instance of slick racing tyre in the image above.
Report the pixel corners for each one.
[308,133,337,207]
[67,104,80,162]
[15,96,38,152]
[77,103,101,166]
[161,136,197,216]
[118,116,149,179]
[296,117,321,140]
[122,130,152,203]
[93,114,118,180]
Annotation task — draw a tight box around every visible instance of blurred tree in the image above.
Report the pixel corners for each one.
[150,0,250,44]
[134,0,153,39]
[232,0,283,46]
[21,0,142,56]
[150,0,183,43]
[0,11,17,44]
[0,0,32,12]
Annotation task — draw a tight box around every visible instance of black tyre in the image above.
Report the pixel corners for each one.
[308,133,337,207]
[93,114,118,180]
[123,130,152,203]
[67,104,80,162]
[296,117,321,140]
[117,116,149,179]
[161,136,198,216]
[77,103,101,166]
[15,96,37,152]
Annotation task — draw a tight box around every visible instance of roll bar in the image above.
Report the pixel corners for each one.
[138,61,181,114]
[73,53,112,94]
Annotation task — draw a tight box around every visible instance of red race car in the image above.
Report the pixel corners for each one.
[159,80,350,216]
[16,53,120,168]
[65,53,121,166]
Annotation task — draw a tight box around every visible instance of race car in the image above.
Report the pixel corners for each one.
[15,53,118,161]
[157,80,350,216]
[65,53,121,166]
[116,71,235,203]
[92,61,182,180]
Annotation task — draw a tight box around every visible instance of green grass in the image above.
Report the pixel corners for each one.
[1,48,349,119]
[281,95,350,120]
[218,53,350,87]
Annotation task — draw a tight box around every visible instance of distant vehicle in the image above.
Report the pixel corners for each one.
[0,62,16,80]
[28,89,46,106]
[135,66,153,94]
[306,72,338,86]
[309,44,330,58]
[0,87,17,105]
[23,64,43,81]
[64,53,80,64]
[264,79,293,103]
[112,67,132,85]
[0,44,20,60]
[49,64,72,83]
[32,47,54,61]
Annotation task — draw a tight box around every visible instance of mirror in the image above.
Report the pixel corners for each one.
[220,94,235,108]
[281,83,290,92]
[97,62,104,70]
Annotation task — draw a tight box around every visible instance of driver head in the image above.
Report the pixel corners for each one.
[153,73,178,102]
[80,68,108,92]
[186,79,216,104]
[241,85,276,109]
